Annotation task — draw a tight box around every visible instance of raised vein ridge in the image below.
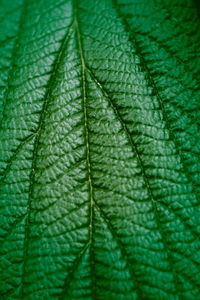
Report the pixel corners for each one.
[20,21,74,298]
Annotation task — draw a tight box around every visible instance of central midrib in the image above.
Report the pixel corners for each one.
[74,0,96,297]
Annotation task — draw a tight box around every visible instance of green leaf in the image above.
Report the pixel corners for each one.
[0,0,200,299]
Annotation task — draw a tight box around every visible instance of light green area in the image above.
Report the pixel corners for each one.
[0,0,200,299]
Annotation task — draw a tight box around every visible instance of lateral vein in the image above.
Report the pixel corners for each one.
[87,65,180,297]
[112,0,199,205]
[20,20,74,298]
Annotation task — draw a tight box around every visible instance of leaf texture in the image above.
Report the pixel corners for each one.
[0,0,200,299]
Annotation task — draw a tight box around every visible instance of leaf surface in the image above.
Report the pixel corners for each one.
[0,0,200,299]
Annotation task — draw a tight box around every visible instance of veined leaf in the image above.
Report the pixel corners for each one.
[0,0,200,299]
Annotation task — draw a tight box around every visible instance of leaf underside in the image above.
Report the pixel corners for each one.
[0,0,200,299]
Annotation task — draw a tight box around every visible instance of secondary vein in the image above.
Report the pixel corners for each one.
[112,0,199,205]
[20,20,74,298]
[86,65,180,297]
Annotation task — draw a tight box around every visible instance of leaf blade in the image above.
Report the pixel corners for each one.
[0,0,200,299]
